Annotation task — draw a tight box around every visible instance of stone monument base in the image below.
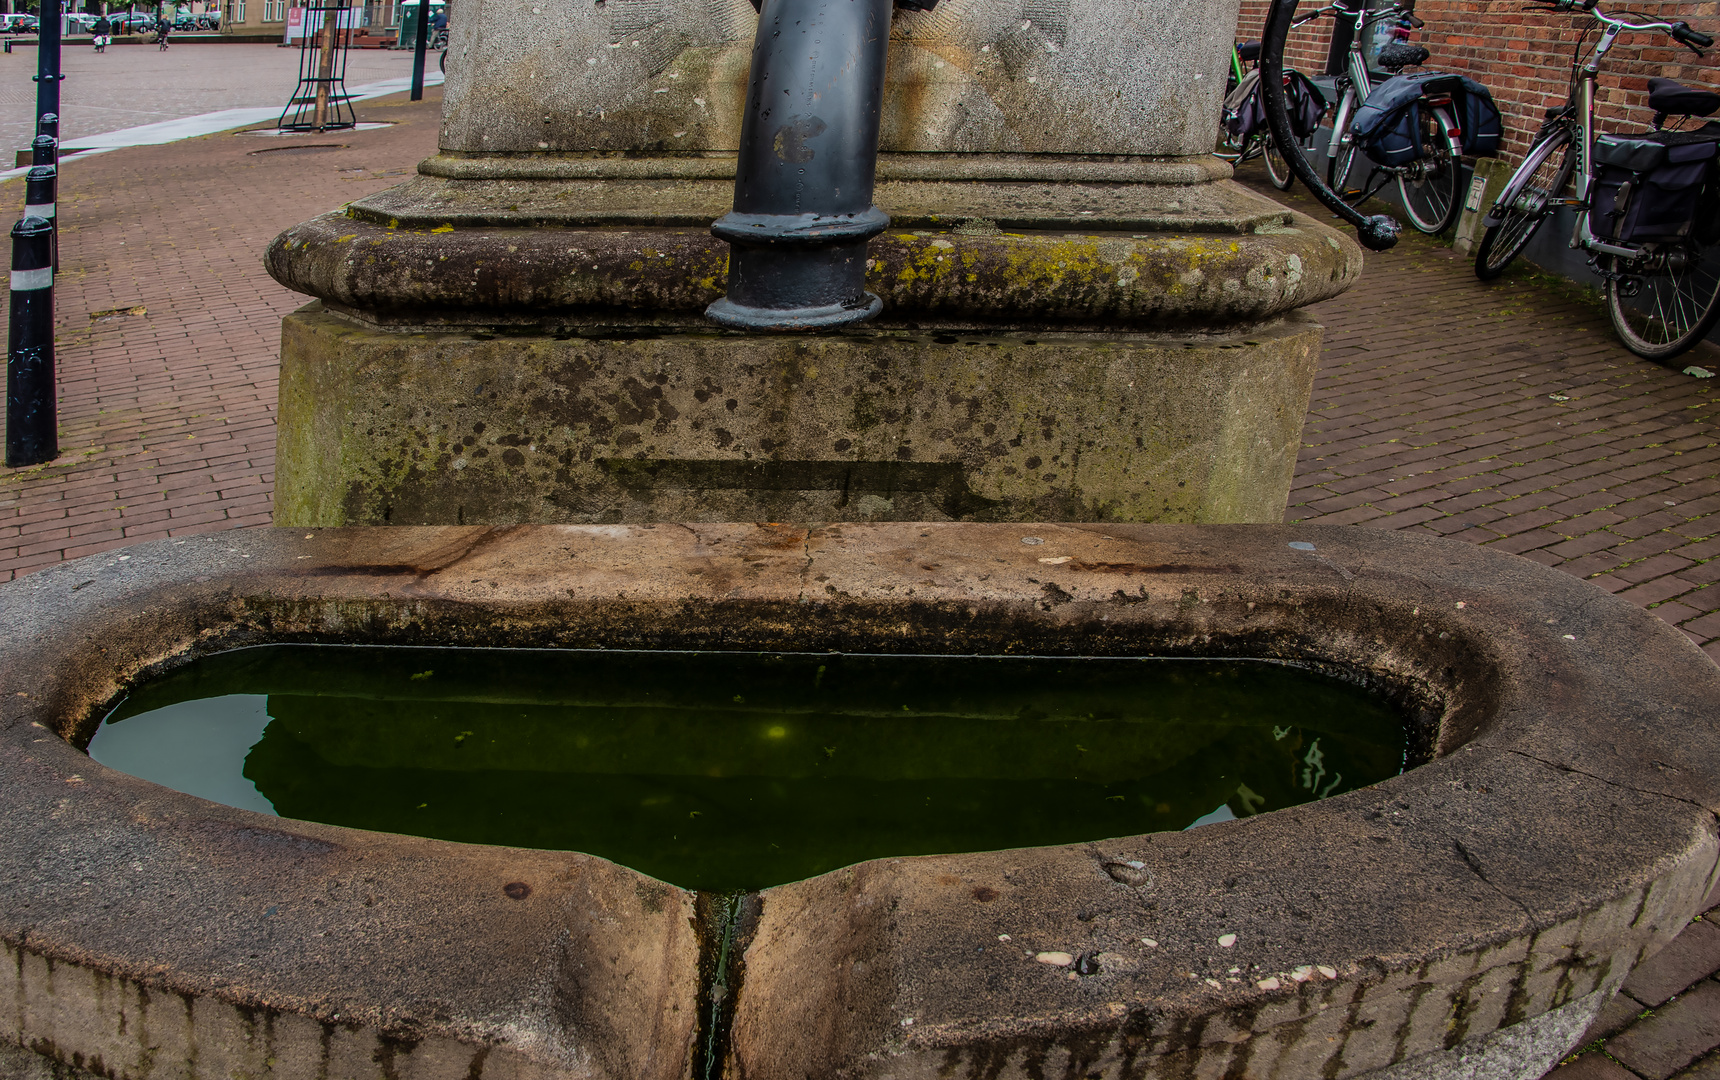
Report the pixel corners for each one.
[275,306,1324,527]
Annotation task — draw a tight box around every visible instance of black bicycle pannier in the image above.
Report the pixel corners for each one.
[1224,68,1328,142]
[1350,72,1502,166]
[1591,131,1720,244]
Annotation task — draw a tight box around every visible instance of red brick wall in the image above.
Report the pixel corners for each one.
[1234,0,1720,159]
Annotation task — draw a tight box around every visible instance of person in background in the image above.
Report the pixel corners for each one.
[92,12,111,50]
[154,12,169,48]
[430,5,446,41]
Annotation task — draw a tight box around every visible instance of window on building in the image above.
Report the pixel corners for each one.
[262,0,284,20]
[228,0,245,21]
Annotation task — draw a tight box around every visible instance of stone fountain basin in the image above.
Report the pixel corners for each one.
[1,522,1717,1080]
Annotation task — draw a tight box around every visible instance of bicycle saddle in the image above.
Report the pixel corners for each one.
[1648,77,1720,117]
[1377,41,1430,71]
[1237,39,1261,62]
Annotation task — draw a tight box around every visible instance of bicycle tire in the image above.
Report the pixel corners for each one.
[439,48,446,73]
[1604,245,1720,364]
[1327,141,1360,198]
[1263,133,1295,191]
[1396,108,1462,235]
[1474,129,1574,281]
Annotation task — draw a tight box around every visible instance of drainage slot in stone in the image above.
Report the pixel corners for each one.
[247,143,348,156]
[85,646,1407,892]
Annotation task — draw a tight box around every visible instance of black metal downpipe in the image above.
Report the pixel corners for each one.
[1258,0,1401,252]
[706,0,896,331]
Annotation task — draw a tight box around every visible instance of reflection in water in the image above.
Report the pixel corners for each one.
[89,647,1407,893]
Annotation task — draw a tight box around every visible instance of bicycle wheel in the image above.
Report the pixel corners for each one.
[1474,130,1574,281]
[439,48,446,73]
[1396,108,1461,234]
[1263,132,1295,191]
[1327,141,1360,197]
[1604,243,1720,363]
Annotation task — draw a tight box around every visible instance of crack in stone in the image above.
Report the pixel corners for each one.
[796,529,815,604]
[1451,837,1537,926]
[1499,747,1713,816]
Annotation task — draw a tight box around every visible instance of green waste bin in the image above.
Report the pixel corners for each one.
[394,0,444,48]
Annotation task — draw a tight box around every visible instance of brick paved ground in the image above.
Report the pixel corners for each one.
[0,43,430,150]
[0,88,438,578]
[1240,170,1720,667]
[0,70,1715,1077]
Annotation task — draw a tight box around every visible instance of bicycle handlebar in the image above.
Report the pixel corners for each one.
[1673,21,1714,49]
[1526,0,1711,50]
[1293,0,1414,27]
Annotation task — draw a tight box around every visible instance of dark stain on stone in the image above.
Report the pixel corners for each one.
[1069,562,1243,575]
[597,458,1003,519]
[502,882,532,900]
[972,886,999,902]
[502,449,527,467]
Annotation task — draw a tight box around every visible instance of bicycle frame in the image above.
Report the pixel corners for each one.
[1568,21,1638,258]
[1321,0,1463,191]
[1486,6,1707,261]
[1322,2,1378,166]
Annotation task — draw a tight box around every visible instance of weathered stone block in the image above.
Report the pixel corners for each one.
[275,307,1323,527]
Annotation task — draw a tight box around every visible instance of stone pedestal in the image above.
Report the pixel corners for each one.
[266,0,1364,526]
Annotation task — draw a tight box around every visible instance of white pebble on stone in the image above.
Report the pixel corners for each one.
[1318,965,1337,979]
[1036,951,1074,966]
[1218,933,1237,947]
[1291,965,1314,982]
[1142,938,1158,947]
[1257,977,1281,990]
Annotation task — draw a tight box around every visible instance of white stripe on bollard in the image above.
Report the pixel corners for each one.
[11,267,52,291]
[23,202,53,219]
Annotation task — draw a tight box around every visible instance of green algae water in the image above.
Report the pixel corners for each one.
[87,646,1406,892]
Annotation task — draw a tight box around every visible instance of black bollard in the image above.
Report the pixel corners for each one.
[37,113,58,143]
[409,0,430,101]
[34,0,62,126]
[25,166,56,272]
[31,134,56,170]
[5,217,56,467]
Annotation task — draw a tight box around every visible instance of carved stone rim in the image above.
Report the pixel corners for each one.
[418,152,1235,186]
[2,523,1718,1080]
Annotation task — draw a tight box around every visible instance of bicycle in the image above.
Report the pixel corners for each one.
[1312,0,1466,234]
[1473,0,1719,361]
[1215,40,1301,191]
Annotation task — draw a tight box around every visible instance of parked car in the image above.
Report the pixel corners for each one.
[64,12,102,33]
[110,13,154,32]
[1,13,39,33]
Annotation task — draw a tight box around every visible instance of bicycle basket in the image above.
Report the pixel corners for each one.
[1591,131,1720,244]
